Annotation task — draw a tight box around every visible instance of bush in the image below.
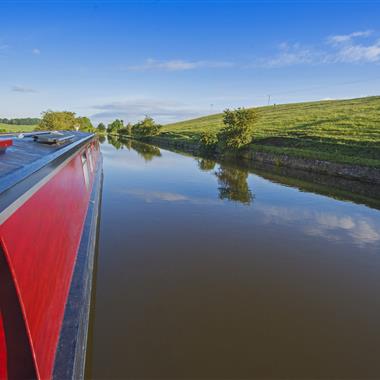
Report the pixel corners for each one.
[132,116,161,137]
[218,107,258,150]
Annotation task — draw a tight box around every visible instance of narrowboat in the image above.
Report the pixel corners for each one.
[0,131,103,379]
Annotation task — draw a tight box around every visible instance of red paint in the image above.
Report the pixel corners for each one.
[0,139,12,148]
[0,140,100,379]
[0,139,12,153]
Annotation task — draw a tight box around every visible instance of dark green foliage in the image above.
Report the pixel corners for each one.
[0,118,40,125]
[132,116,161,137]
[97,122,106,132]
[215,165,253,205]
[218,108,258,150]
[107,119,124,134]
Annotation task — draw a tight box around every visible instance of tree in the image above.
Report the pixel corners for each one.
[218,108,258,150]
[37,111,77,131]
[76,117,94,132]
[97,122,106,133]
[132,116,161,137]
[107,119,124,134]
[118,122,133,136]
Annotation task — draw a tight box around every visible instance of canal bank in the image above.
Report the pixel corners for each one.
[144,135,380,185]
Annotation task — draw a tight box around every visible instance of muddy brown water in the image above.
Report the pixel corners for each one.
[86,137,380,379]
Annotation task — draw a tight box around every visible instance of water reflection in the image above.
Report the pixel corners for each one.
[98,134,106,144]
[197,158,216,172]
[215,165,253,205]
[89,136,380,380]
[197,158,254,205]
[107,134,124,150]
[108,136,162,162]
[130,140,162,162]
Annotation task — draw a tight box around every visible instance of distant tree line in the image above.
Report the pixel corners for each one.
[0,117,41,125]
[32,107,258,152]
[104,116,162,138]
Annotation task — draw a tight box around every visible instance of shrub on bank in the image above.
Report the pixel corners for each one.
[218,108,258,150]
[132,116,161,137]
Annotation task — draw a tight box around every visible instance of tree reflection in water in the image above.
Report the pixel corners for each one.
[107,136,162,162]
[130,141,162,162]
[197,158,216,172]
[107,134,124,150]
[215,164,253,205]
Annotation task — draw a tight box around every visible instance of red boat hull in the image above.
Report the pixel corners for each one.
[0,137,101,379]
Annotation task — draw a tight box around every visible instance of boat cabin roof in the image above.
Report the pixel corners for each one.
[0,131,93,195]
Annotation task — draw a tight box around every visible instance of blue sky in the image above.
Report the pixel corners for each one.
[1,0,380,124]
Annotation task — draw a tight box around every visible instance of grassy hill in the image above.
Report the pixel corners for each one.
[160,96,380,168]
[0,123,37,133]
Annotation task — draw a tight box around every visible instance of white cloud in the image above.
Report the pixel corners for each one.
[257,42,318,68]
[258,30,380,67]
[326,30,380,63]
[333,41,380,63]
[126,189,189,202]
[127,58,234,71]
[327,30,373,45]
[11,85,37,93]
[32,48,41,55]
[124,189,221,205]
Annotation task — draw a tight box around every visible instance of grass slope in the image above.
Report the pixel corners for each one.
[161,96,380,168]
[0,123,37,133]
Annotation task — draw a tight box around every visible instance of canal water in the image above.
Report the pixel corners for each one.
[87,137,380,379]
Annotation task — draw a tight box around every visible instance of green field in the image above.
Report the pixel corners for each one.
[0,123,37,133]
[160,96,380,168]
